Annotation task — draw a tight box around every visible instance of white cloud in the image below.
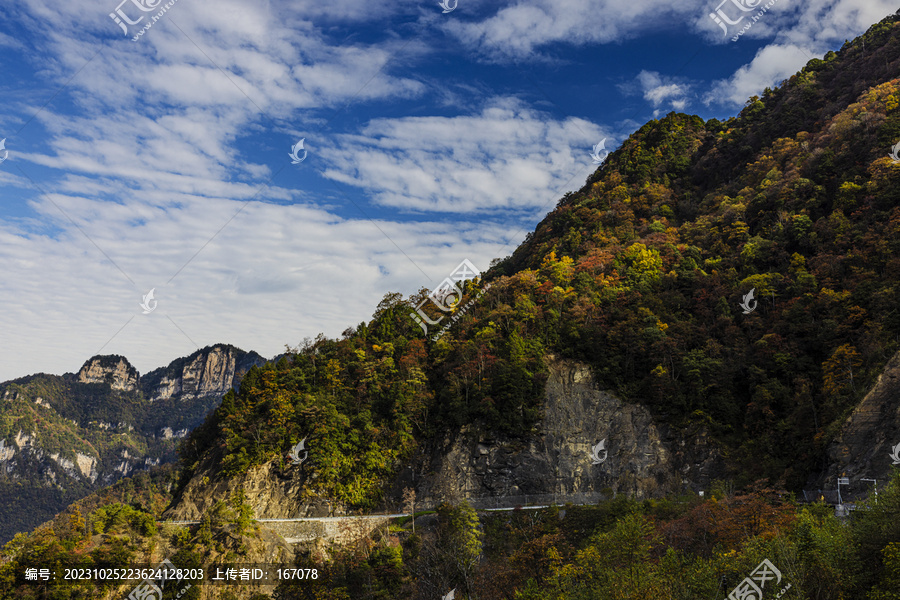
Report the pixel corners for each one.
[443,0,706,59]
[703,0,897,107]
[703,43,812,106]
[443,0,896,116]
[445,0,894,59]
[7,0,432,210]
[320,99,609,213]
[13,0,425,115]
[632,71,692,116]
[0,195,509,381]
[773,0,897,48]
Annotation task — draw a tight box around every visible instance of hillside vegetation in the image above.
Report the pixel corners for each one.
[180,13,900,501]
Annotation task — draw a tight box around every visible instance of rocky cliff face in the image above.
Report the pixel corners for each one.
[142,345,266,403]
[810,350,900,494]
[165,447,336,521]
[72,344,265,406]
[410,355,725,507]
[167,355,727,521]
[77,356,139,391]
[0,431,98,483]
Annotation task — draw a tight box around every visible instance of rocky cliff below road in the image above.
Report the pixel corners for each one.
[164,446,338,521]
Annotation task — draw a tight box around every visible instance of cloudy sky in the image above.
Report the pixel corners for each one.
[0,0,896,381]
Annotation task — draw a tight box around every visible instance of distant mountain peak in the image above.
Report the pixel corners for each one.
[142,344,266,403]
[76,355,139,392]
[0,344,267,543]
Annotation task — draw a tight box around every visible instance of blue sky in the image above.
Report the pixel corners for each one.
[0,0,896,381]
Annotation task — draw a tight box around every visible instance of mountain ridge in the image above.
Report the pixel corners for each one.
[0,343,267,543]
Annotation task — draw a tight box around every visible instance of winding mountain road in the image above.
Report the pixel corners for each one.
[156,503,570,526]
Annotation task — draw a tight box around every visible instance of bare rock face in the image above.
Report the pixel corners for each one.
[812,350,900,490]
[49,451,98,483]
[0,439,13,462]
[77,356,139,392]
[411,354,724,507]
[144,344,265,403]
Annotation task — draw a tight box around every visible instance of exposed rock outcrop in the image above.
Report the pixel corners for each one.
[0,439,13,461]
[159,427,189,439]
[75,345,265,403]
[412,355,722,507]
[143,345,266,403]
[49,451,98,482]
[77,356,139,391]
[165,447,338,521]
[14,430,36,449]
[811,350,900,491]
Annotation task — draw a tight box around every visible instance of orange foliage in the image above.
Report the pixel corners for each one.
[659,483,796,557]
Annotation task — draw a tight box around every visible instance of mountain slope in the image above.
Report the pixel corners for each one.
[490,17,900,488]
[168,12,900,515]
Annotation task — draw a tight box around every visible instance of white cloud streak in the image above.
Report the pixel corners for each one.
[321,99,609,213]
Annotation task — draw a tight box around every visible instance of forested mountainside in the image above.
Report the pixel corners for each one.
[175,10,900,505]
[0,344,264,543]
[3,10,900,600]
